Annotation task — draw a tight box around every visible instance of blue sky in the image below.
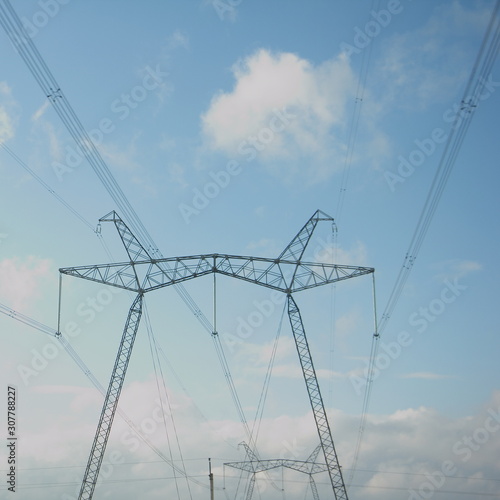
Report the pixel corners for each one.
[1,0,499,499]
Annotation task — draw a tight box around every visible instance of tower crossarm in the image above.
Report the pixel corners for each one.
[60,254,373,295]
[225,459,283,473]
[224,458,328,475]
[59,261,147,292]
[281,459,328,475]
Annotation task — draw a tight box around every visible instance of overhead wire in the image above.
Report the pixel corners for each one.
[0,169,243,494]
[349,0,500,486]
[3,475,500,497]
[1,143,94,231]
[0,2,257,472]
[327,0,378,410]
[327,0,380,484]
[335,0,379,225]
[1,130,210,493]
[144,302,180,499]
[249,301,287,446]
[0,144,114,260]
[1,110,197,491]
[1,298,220,490]
[144,301,192,500]
[378,0,500,335]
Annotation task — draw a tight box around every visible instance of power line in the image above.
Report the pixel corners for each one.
[350,0,500,484]
[144,301,192,500]
[4,473,499,497]
[0,0,257,483]
[1,143,94,231]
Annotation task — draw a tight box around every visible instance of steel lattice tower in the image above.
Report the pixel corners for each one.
[60,210,374,500]
[225,442,325,500]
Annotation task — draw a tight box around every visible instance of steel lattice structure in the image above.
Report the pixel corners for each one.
[225,442,324,500]
[60,210,374,500]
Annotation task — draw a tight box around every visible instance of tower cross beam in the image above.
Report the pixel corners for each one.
[60,254,373,295]
[225,459,328,475]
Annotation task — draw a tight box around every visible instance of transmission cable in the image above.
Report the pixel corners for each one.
[249,301,286,447]
[1,299,220,490]
[335,0,379,225]
[0,143,114,260]
[349,0,500,485]
[0,0,260,474]
[144,302,184,500]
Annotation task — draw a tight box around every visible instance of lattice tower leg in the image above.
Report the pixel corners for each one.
[78,294,143,500]
[245,473,256,500]
[287,294,348,500]
[309,474,320,500]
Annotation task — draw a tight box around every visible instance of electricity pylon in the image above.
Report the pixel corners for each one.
[60,209,374,500]
[225,442,325,500]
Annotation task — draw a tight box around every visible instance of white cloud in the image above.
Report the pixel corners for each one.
[201,49,357,183]
[167,162,188,189]
[352,392,500,499]
[165,29,189,51]
[31,100,50,122]
[236,337,350,381]
[100,133,142,172]
[238,335,295,367]
[40,120,63,160]
[0,81,16,144]
[373,1,492,110]
[0,106,14,144]
[401,372,456,380]
[245,237,281,256]
[143,30,188,109]
[314,240,368,266]
[6,368,500,499]
[0,256,52,309]
[432,258,482,282]
[334,309,362,344]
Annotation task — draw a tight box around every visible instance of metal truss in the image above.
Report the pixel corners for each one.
[288,294,348,499]
[225,443,325,500]
[60,210,373,499]
[61,212,372,295]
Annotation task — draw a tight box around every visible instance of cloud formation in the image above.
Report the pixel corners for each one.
[12,376,500,499]
[0,256,51,309]
[0,81,15,144]
[201,49,356,183]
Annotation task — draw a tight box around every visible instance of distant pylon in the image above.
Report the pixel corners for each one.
[225,442,326,500]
